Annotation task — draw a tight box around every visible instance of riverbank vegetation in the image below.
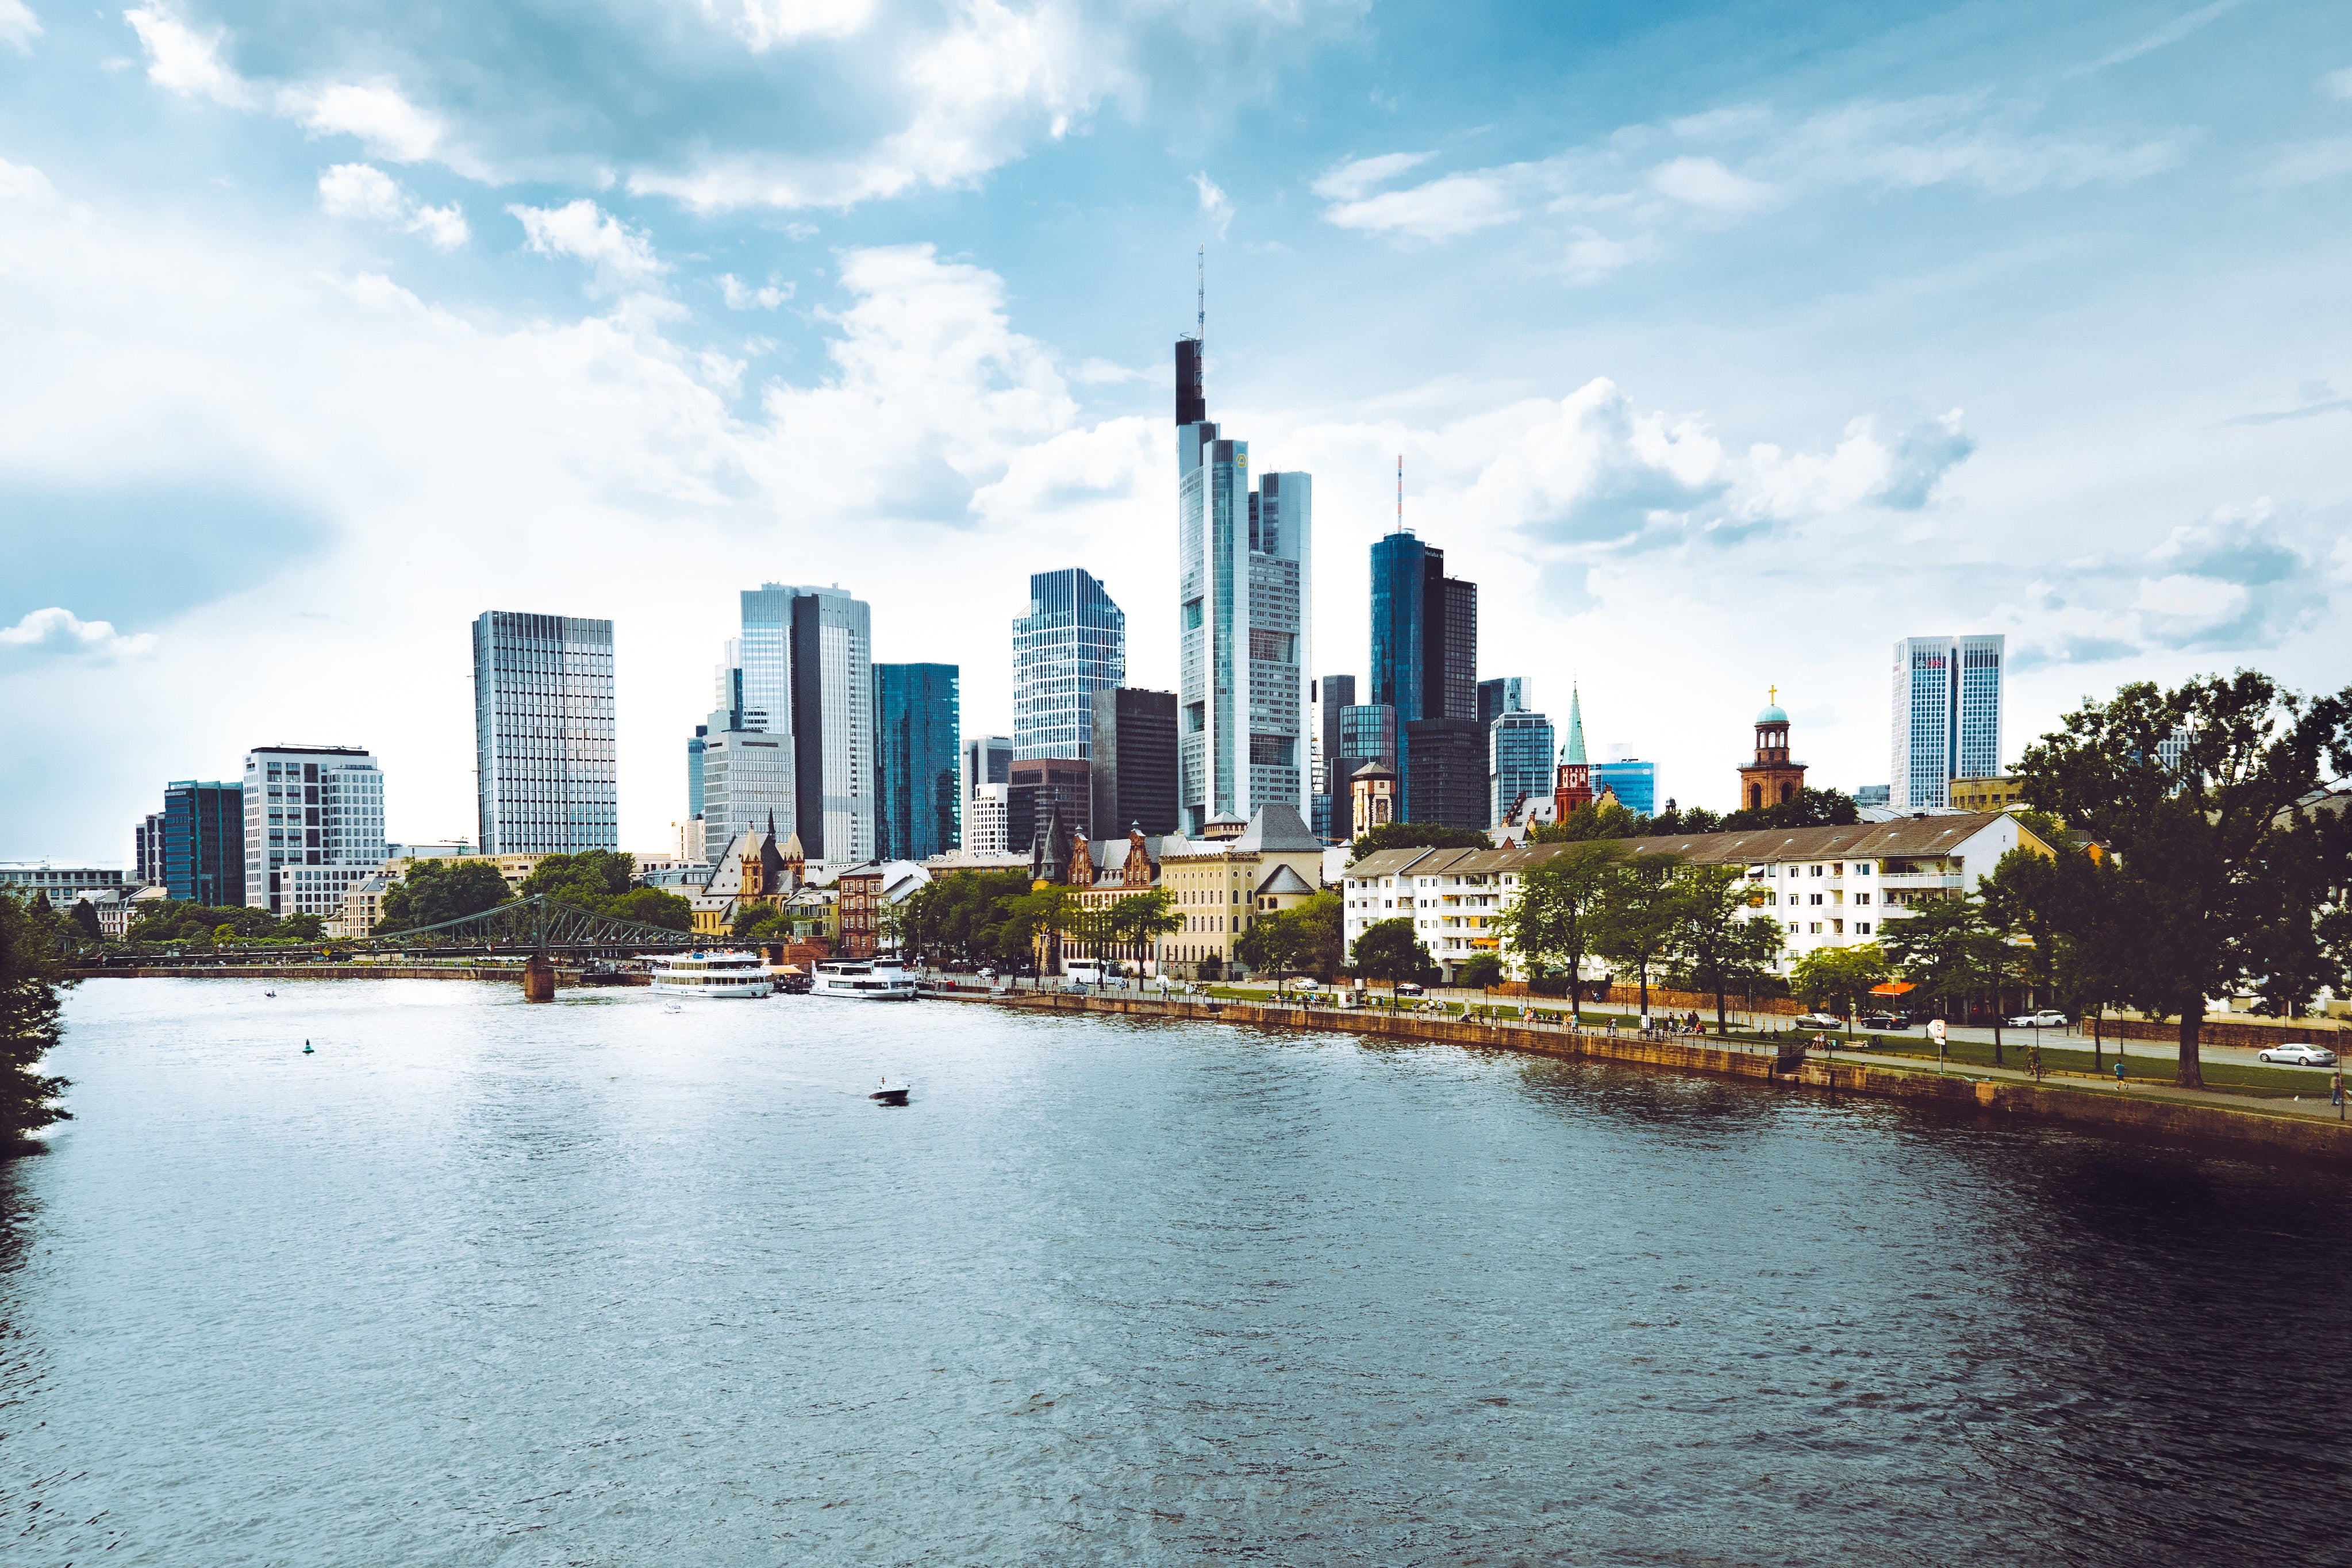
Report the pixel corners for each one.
[0,891,72,1150]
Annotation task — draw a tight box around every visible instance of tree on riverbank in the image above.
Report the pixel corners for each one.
[0,893,72,1150]
[377,859,511,933]
[2015,671,2352,1089]
[1499,841,1621,1024]
[1669,866,1782,1035]
[1348,917,1436,989]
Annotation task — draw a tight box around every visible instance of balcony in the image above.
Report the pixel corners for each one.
[1878,871,1965,889]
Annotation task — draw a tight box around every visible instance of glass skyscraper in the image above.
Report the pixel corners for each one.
[163,781,245,906]
[716,584,874,864]
[1592,760,1658,817]
[1889,634,2005,810]
[1489,709,1556,824]
[1013,568,1125,761]
[874,662,961,862]
[1175,336,1311,833]
[472,612,616,855]
[1370,525,1476,823]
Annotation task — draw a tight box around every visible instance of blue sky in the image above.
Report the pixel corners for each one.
[3,0,2348,859]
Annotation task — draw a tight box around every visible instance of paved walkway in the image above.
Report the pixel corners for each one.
[1794,1039,2351,1122]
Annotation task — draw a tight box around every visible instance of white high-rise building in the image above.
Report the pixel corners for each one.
[242,744,385,914]
[966,782,1010,855]
[701,731,795,862]
[1174,332,1311,835]
[472,611,618,854]
[1890,634,2005,810]
[735,583,873,866]
[1013,568,1125,761]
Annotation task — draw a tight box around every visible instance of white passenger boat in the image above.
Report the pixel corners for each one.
[648,950,775,998]
[810,956,919,1001]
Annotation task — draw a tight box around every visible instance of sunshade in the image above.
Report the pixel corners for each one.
[1868,981,1916,996]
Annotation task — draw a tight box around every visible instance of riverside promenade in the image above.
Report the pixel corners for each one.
[942,985,2352,1168]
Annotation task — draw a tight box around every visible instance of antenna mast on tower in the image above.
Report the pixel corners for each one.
[1396,454,1405,533]
[1196,244,1205,349]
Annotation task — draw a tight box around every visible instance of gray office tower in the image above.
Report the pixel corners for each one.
[964,735,1012,798]
[1175,324,1312,833]
[1890,634,2005,810]
[1477,677,1526,729]
[1091,688,1179,839]
[1313,675,1355,840]
[243,744,385,913]
[738,584,874,864]
[472,612,617,855]
[1014,568,1126,762]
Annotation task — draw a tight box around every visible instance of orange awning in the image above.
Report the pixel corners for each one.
[1869,981,1916,996]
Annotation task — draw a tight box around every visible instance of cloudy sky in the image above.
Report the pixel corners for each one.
[3,0,2348,861]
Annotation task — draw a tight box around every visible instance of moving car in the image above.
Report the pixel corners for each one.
[2257,1042,2339,1067]
[1857,1011,1912,1031]
[2007,1009,2069,1028]
[1793,1012,1844,1030]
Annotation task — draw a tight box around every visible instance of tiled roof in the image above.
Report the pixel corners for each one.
[1230,802,1323,853]
[1346,813,2020,881]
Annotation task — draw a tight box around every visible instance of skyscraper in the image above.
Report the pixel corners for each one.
[472,611,616,855]
[701,732,794,860]
[1008,757,1091,855]
[1013,568,1126,762]
[163,781,244,906]
[242,744,385,913]
[1175,323,1312,834]
[1313,674,1355,840]
[1090,687,1180,839]
[1339,703,1398,779]
[789,585,875,864]
[1593,759,1658,817]
[964,734,1012,799]
[874,663,961,861]
[1490,709,1556,824]
[1477,677,1526,730]
[1370,518,1475,824]
[1890,635,2005,810]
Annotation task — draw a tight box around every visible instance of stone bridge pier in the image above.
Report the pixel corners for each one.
[522,954,556,1002]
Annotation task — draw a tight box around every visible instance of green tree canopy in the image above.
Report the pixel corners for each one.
[1236,892,1343,981]
[127,901,305,946]
[1348,916,1435,986]
[2015,670,2352,1087]
[1787,944,1889,1018]
[1594,852,1682,1017]
[1878,898,1988,1023]
[1454,951,1505,989]
[898,870,1030,968]
[520,850,637,905]
[0,893,72,1146]
[1531,797,1648,843]
[378,859,512,933]
[1721,787,1861,832]
[1669,865,1783,1034]
[69,899,103,943]
[1498,840,1623,1022]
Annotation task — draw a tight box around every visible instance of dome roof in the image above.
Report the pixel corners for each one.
[1757,702,1788,725]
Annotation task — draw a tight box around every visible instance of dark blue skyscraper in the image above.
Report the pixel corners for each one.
[874,663,962,862]
[1369,521,1477,825]
[162,781,245,906]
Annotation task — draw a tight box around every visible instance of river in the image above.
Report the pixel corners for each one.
[4,979,2347,1565]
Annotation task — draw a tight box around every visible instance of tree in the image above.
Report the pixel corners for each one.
[1101,889,1183,970]
[1286,890,1344,979]
[604,886,692,932]
[1532,797,1646,843]
[0,893,72,1148]
[1594,852,1683,1019]
[1788,944,1889,1021]
[1721,787,1861,832]
[1670,866,1783,1035]
[520,850,637,907]
[1498,841,1623,1024]
[1348,917,1435,989]
[1879,900,1988,1027]
[1009,885,1084,975]
[2015,671,2352,1088]
[1349,823,1491,862]
[1646,804,1724,835]
[378,859,511,933]
[899,871,1029,968]
[1455,952,1505,990]
[69,898,103,943]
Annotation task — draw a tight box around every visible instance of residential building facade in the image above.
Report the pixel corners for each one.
[874,662,961,862]
[1891,633,2005,810]
[1090,687,1180,839]
[1013,568,1125,762]
[472,612,616,856]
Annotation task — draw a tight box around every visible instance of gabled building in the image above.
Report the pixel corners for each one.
[1158,802,1325,979]
[690,814,805,936]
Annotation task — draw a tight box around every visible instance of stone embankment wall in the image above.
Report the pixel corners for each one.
[70,964,649,986]
[955,989,2352,1169]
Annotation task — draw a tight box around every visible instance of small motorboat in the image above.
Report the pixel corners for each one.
[868,1077,911,1106]
[264,991,276,998]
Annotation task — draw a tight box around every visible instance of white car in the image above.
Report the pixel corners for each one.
[2007,1010,2068,1028]
[1793,1013,1844,1031]
[2257,1043,2338,1068]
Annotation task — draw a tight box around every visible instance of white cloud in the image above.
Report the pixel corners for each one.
[1310,150,1434,202]
[700,0,874,49]
[1323,168,1525,239]
[2325,67,2352,102]
[1647,155,1780,217]
[1191,171,1232,239]
[509,199,667,283]
[2071,0,2253,76]
[279,80,448,166]
[0,0,40,52]
[0,607,157,659]
[2263,137,2352,187]
[318,164,468,249]
[0,155,55,201]
[718,272,793,309]
[124,2,255,107]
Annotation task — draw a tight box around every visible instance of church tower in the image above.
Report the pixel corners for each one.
[1736,689,1808,811]
[1552,686,1593,820]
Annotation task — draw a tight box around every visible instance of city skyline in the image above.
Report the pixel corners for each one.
[6,4,2349,858]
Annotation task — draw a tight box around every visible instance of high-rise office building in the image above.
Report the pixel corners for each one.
[1403,718,1487,829]
[967,784,1010,855]
[701,731,795,860]
[241,744,384,913]
[1175,328,1312,835]
[1890,635,2005,810]
[731,583,874,863]
[1013,569,1125,762]
[134,811,166,884]
[964,734,1012,805]
[1490,709,1556,824]
[1370,522,1475,823]
[1592,759,1657,817]
[1008,757,1091,855]
[163,781,244,906]
[874,663,962,862]
[1339,703,1398,778]
[1090,687,1180,839]
[1312,675,1354,839]
[472,612,617,856]
[1477,677,1526,730]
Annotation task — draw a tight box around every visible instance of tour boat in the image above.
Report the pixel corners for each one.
[810,956,919,1001]
[869,1078,912,1105]
[648,950,776,998]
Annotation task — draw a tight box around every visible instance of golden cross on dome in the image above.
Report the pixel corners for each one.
[1768,685,1777,705]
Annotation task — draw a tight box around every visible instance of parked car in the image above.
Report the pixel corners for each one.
[1857,1011,1913,1031]
[1793,1013,1844,1030]
[2257,1043,2338,1067]
[2007,1009,2069,1028]
[1394,982,1425,997]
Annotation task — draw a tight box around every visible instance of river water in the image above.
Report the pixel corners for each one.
[5,979,2348,1565]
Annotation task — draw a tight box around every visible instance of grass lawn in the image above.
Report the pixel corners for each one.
[1808,1034,2334,1099]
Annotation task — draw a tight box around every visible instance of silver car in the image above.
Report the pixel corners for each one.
[2257,1043,2338,1067]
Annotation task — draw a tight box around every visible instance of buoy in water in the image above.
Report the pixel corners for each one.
[303,1040,314,1055]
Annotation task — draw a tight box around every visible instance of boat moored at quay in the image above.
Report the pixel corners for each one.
[649,951,776,998]
[810,957,919,1000]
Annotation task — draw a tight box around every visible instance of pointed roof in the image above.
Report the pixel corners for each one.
[1231,803,1322,853]
[1561,686,1589,766]
[1254,863,1316,897]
